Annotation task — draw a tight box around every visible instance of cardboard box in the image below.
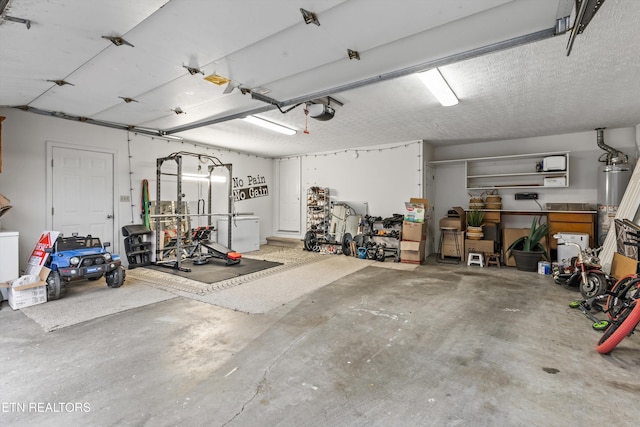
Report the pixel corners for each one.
[465,239,496,261]
[404,198,428,223]
[440,231,464,259]
[0,193,12,220]
[610,252,638,279]
[0,268,49,310]
[401,240,426,263]
[439,217,464,231]
[402,221,427,242]
[503,228,548,267]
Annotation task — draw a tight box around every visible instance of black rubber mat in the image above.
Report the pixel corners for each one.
[144,258,282,284]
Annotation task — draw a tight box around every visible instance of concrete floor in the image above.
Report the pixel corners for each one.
[2,256,640,426]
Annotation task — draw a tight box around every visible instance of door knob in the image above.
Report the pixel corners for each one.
[107,214,114,219]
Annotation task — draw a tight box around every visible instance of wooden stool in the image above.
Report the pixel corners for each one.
[485,253,501,268]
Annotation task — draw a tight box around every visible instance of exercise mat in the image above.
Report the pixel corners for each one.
[143,257,282,284]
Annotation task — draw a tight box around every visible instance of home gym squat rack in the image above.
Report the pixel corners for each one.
[152,151,234,272]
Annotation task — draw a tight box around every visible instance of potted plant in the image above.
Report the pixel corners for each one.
[466,209,485,240]
[507,217,550,271]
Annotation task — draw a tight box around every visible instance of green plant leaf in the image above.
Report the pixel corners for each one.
[506,217,550,259]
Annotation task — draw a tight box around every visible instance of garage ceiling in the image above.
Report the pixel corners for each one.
[1,0,637,158]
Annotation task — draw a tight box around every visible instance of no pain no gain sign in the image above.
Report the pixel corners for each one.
[232,174,269,202]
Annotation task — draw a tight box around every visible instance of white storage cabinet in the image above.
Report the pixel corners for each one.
[0,231,19,301]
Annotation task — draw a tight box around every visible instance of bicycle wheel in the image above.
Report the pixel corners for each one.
[606,275,640,320]
[596,300,640,354]
[342,233,353,256]
[303,231,317,252]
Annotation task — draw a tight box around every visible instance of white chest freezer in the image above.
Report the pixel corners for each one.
[215,215,260,253]
[555,232,590,263]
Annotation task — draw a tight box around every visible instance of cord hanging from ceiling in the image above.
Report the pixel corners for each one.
[303,106,310,134]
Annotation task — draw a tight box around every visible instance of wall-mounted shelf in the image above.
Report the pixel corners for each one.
[430,151,569,190]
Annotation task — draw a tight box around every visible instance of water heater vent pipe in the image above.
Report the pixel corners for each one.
[596,127,628,166]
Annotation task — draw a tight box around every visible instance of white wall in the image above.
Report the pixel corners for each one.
[5,105,636,268]
[0,108,273,271]
[274,140,425,239]
[430,127,639,239]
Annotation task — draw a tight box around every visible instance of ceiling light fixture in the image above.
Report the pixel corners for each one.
[417,68,459,107]
[101,35,134,47]
[181,173,227,183]
[242,116,296,135]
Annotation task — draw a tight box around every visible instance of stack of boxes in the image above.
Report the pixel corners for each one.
[439,207,466,261]
[400,198,428,264]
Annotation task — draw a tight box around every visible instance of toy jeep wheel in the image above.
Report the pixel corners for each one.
[46,271,66,300]
[105,266,126,288]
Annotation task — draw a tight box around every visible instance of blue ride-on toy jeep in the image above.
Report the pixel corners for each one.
[45,234,125,300]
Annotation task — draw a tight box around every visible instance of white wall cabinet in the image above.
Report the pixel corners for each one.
[465,152,569,190]
[431,151,569,190]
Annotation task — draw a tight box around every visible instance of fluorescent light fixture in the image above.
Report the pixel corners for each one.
[182,173,209,182]
[210,175,227,183]
[417,68,459,107]
[182,173,227,183]
[242,116,296,135]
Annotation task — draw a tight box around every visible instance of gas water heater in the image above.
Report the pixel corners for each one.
[596,128,631,245]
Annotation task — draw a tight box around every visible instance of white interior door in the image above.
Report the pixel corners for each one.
[278,158,301,232]
[52,147,115,244]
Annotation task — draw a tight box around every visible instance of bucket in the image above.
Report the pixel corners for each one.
[538,261,551,275]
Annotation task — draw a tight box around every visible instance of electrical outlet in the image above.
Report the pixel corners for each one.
[515,192,538,200]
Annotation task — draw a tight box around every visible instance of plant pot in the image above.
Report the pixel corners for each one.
[511,249,544,272]
[467,225,484,240]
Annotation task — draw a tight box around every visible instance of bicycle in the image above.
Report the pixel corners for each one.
[596,280,640,354]
[592,222,640,353]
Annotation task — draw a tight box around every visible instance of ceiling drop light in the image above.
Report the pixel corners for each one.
[417,68,459,107]
[242,116,296,135]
